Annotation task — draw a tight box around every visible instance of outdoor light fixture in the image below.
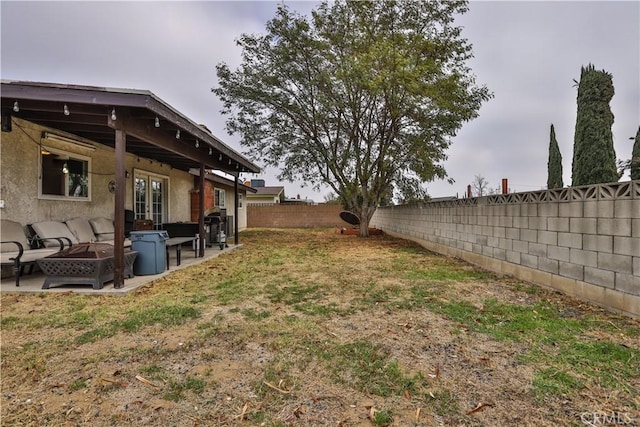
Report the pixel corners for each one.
[110,109,117,120]
[209,147,212,155]
[219,154,222,161]
[62,162,69,174]
[42,132,96,150]
[63,104,70,116]
[228,159,231,165]
[176,130,180,139]
[13,101,19,112]
[236,163,239,169]
[155,117,160,127]
[195,140,199,148]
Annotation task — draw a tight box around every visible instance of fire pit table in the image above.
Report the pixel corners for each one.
[38,243,137,290]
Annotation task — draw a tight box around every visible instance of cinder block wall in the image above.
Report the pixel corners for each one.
[371,181,640,318]
[247,204,350,228]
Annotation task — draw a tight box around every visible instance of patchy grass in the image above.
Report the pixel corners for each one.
[1,228,638,426]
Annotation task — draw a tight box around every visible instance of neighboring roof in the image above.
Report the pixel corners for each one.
[251,186,285,196]
[189,169,257,193]
[1,80,260,174]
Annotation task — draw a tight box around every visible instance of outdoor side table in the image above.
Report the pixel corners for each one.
[165,236,199,269]
[38,243,137,290]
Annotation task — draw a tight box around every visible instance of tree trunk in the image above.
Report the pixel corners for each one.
[359,215,370,237]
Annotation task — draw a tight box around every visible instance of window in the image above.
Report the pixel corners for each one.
[40,148,91,200]
[237,193,244,208]
[214,188,225,207]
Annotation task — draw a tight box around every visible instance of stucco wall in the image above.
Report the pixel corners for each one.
[246,195,280,205]
[371,181,640,318]
[190,179,249,232]
[1,117,195,225]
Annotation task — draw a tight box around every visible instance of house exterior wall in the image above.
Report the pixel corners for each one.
[0,117,194,225]
[189,179,249,231]
[371,181,640,318]
[246,195,280,205]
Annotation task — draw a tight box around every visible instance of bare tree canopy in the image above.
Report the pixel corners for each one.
[214,0,492,235]
[471,174,489,197]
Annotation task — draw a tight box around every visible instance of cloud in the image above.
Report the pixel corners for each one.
[2,0,638,201]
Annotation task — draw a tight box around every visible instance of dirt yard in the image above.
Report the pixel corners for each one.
[1,228,638,426]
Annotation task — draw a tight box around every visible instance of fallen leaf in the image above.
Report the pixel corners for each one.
[238,402,248,420]
[368,406,377,421]
[263,380,291,394]
[466,402,494,415]
[99,377,128,387]
[294,406,307,418]
[135,375,159,388]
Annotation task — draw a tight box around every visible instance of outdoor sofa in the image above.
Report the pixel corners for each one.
[31,218,132,248]
[1,217,133,287]
[0,219,69,286]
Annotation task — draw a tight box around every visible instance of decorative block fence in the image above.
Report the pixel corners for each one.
[371,180,640,318]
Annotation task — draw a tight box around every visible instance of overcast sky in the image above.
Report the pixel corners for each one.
[2,1,638,201]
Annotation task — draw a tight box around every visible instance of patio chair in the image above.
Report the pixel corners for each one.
[65,217,100,244]
[31,221,78,248]
[89,217,132,247]
[1,219,67,286]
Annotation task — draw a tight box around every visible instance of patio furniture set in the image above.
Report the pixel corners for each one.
[1,217,201,290]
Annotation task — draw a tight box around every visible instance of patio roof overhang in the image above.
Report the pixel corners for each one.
[0,80,260,174]
[1,80,260,289]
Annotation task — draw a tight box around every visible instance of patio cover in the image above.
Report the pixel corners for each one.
[1,80,260,288]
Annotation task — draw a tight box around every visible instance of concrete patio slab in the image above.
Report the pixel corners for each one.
[0,244,241,295]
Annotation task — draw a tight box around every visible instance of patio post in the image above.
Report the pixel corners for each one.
[111,120,127,288]
[234,175,239,244]
[198,163,206,257]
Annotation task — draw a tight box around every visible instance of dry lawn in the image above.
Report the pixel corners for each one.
[1,228,638,426]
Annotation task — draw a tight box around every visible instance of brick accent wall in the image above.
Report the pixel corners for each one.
[371,181,640,318]
[190,181,215,222]
[247,204,351,228]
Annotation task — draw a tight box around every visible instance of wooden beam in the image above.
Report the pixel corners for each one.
[108,111,223,169]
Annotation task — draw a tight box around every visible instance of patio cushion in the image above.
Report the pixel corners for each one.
[1,247,59,264]
[89,217,115,241]
[1,219,31,253]
[98,237,133,248]
[65,217,98,243]
[31,221,79,248]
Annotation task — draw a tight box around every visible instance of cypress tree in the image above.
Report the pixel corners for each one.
[571,64,619,185]
[547,124,563,188]
[632,127,640,180]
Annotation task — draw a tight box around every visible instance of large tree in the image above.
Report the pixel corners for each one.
[213,0,492,236]
[631,127,640,180]
[547,124,563,189]
[571,64,618,186]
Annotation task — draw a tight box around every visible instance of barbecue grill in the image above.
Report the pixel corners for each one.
[206,208,227,250]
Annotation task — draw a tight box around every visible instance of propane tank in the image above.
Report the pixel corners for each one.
[219,231,226,250]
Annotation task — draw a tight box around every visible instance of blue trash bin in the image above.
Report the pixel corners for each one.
[130,230,169,275]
